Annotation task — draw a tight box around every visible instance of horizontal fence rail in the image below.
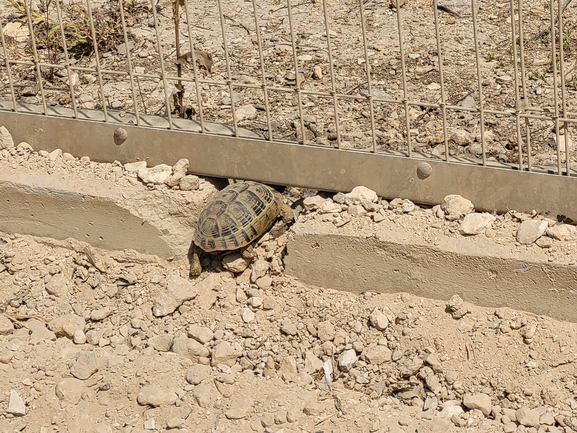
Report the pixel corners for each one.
[1,0,577,216]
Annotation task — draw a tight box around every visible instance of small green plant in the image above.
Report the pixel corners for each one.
[485,52,495,62]
[528,70,547,82]
[568,75,577,89]
[497,60,505,68]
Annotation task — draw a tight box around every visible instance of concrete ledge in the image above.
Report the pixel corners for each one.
[0,171,213,259]
[284,222,577,323]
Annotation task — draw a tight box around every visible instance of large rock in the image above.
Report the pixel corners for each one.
[459,213,495,235]
[137,385,177,407]
[48,314,85,338]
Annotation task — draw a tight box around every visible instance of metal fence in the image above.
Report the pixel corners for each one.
[1,0,577,217]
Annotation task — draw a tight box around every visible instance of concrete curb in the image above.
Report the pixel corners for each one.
[0,171,210,259]
[284,222,577,323]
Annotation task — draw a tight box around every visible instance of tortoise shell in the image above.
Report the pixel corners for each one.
[194,181,283,253]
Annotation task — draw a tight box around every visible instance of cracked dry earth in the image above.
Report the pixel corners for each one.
[2,144,577,433]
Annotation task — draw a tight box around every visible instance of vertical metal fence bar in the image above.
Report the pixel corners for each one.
[508,0,524,170]
[557,0,569,175]
[55,0,79,119]
[549,0,562,174]
[286,0,307,145]
[471,0,487,166]
[183,1,206,133]
[432,0,449,162]
[118,0,140,126]
[149,0,173,129]
[23,1,48,115]
[0,21,17,112]
[251,0,273,141]
[516,0,532,171]
[394,2,411,156]
[216,0,239,137]
[322,0,342,148]
[358,0,377,153]
[85,0,108,122]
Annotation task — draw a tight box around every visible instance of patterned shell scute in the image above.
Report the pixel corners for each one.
[194,181,282,252]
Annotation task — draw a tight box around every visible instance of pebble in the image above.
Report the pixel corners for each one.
[73,329,87,344]
[346,186,378,203]
[171,336,210,360]
[90,307,113,321]
[70,351,98,380]
[303,196,325,211]
[148,333,173,352]
[188,324,214,344]
[7,390,26,416]
[212,341,239,366]
[137,164,173,185]
[317,321,335,342]
[459,213,496,235]
[515,406,540,426]
[516,219,548,244]
[440,195,474,221]
[546,224,576,241]
[179,174,200,191]
[185,364,212,385]
[338,349,358,372]
[137,385,177,407]
[462,392,492,416]
[446,294,469,319]
[222,253,250,273]
[281,319,298,336]
[319,200,342,214]
[369,308,389,330]
[226,396,254,419]
[124,161,147,173]
[45,273,69,297]
[48,148,63,161]
[250,259,269,282]
[241,308,255,323]
[361,343,392,365]
[152,272,198,317]
[48,314,86,338]
[55,378,85,404]
[235,104,257,121]
[450,129,471,146]
[0,126,15,149]
[165,158,190,187]
[0,314,14,334]
[248,296,263,308]
[256,276,272,290]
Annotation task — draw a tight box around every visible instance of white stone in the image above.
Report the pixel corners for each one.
[546,224,576,241]
[212,341,239,366]
[462,393,492,416]
[165,158,190,187]
[369,308,389,330]
[241,308,255,323]
[346,186,378,203]
[319,201,342,213]
[124,161,147,173]
[48,314,85,338]
[459,213,496,235]
[187,325,214,344]
[303,196,325,211]
[516,219,548,245]
[222,253,250,273]
[7,390,26,415]
[137,164,173,185]
[179,175,200,191]
[0,126,15,149]
[338,349,358,372]
[55,378,85,404]
[441,195,474,221]
[152,272,198,317]
[515,407,540,427]
[235,104,257,121]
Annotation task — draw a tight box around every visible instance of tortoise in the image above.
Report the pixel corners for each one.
[189,181,294,277]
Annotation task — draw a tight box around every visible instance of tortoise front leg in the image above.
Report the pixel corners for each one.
[189,244,204,278]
